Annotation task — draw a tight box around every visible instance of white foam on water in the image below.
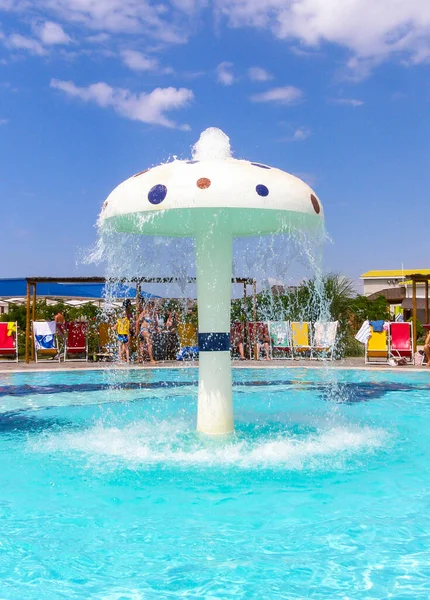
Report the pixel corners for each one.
[32,420,387,470]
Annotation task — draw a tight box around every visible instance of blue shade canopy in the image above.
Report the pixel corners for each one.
[0,279,156,299]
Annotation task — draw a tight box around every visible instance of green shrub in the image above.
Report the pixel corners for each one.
[409,317,425,343]
[342,334,365,357]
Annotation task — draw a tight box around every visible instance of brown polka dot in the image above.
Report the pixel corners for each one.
[134,169,150,178]
[102,201,108,210]
[197,177,211,189]
[310,194,320,214]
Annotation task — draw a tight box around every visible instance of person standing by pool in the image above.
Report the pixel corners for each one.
[231,322,246,360]
[117,311,130,363]
[424,330,430,366]
[164,310,180,360]
[54,310,66,359]
[123,299,136,357]
[137,302,156,364]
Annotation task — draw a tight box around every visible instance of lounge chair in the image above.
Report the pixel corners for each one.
[64,322,88,361]
[389,322,413,364]
[95,322,115,361]
[177,323,197,346]
[312,321,338,360]
[33,321,59,362]
[291,321,312,358]
[268,321,292,359]
[247,322,270,359]
[177,323,198,360]
[0,322,18,362]
[365,326,388,364]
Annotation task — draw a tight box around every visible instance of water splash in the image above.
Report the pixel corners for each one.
[33,420,386,470]
[192,127,232,161]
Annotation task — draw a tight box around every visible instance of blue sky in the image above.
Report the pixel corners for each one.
[1,1,430,288]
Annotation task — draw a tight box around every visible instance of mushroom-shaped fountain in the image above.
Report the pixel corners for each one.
[99,128,324,435]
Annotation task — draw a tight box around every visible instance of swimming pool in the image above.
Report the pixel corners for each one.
[1,367,429,599]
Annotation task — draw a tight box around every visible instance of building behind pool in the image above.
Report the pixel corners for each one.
[361,269,430,323]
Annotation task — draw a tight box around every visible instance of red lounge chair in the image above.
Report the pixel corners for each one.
[64,322,88,361]
[0,322,18,362]
[247,322,269,359]
[389,322,413,364]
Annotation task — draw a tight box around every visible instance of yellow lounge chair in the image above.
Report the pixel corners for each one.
[365,326,388,364]
[96,322,115,361]
[177,323,198,347]
[291,321,311,358]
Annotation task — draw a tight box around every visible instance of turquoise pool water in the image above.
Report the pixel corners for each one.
[1,367,430,599]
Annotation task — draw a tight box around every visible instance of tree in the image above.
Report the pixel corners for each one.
[349,295,389,324]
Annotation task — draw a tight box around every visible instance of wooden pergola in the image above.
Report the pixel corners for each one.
[24,276,257,363]
[409,273,430,352]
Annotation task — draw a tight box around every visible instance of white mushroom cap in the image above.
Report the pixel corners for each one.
[99,157,323,237]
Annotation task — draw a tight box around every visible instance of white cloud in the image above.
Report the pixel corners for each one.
[1,21,70,57]
[292,126,311,141]
[121,49,158,72]
[86,33,110,43]
[332,98,364,107]
[39,0,188,43]
[5,33,46,55]
[0,118,9,126]
[170,0,203,13]
[250,86,303,104]
[248,66,273,81]
[3,0,430,77]
[50,79,194,129]
[0,0,26,9]
[216,0,430,70]
[216,61,235,85]
[37,21,71,45]
[290,45,321,57]
[279,125,311,142]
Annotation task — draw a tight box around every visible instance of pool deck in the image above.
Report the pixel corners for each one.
[0,357,428,373]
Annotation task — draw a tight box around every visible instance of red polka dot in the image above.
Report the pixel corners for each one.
[197,178,211,189]
[310,194,320,214]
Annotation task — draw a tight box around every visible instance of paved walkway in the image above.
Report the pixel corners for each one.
[0,357,427,373]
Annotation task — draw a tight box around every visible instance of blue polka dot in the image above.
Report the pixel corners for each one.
[186,160,199,164]
[148,184,167,205]
[256,184,269,197]
[251,162,271,169]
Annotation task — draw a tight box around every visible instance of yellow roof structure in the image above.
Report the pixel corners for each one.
[360,269,430,279]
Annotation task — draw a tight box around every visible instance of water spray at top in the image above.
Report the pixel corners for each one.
[192,127,232,161]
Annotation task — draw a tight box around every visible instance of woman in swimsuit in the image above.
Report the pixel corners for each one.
[137,303,156,364]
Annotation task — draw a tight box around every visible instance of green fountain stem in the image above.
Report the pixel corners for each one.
[195,215,234,434]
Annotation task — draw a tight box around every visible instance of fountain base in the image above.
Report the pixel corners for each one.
[197,352,233,434]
